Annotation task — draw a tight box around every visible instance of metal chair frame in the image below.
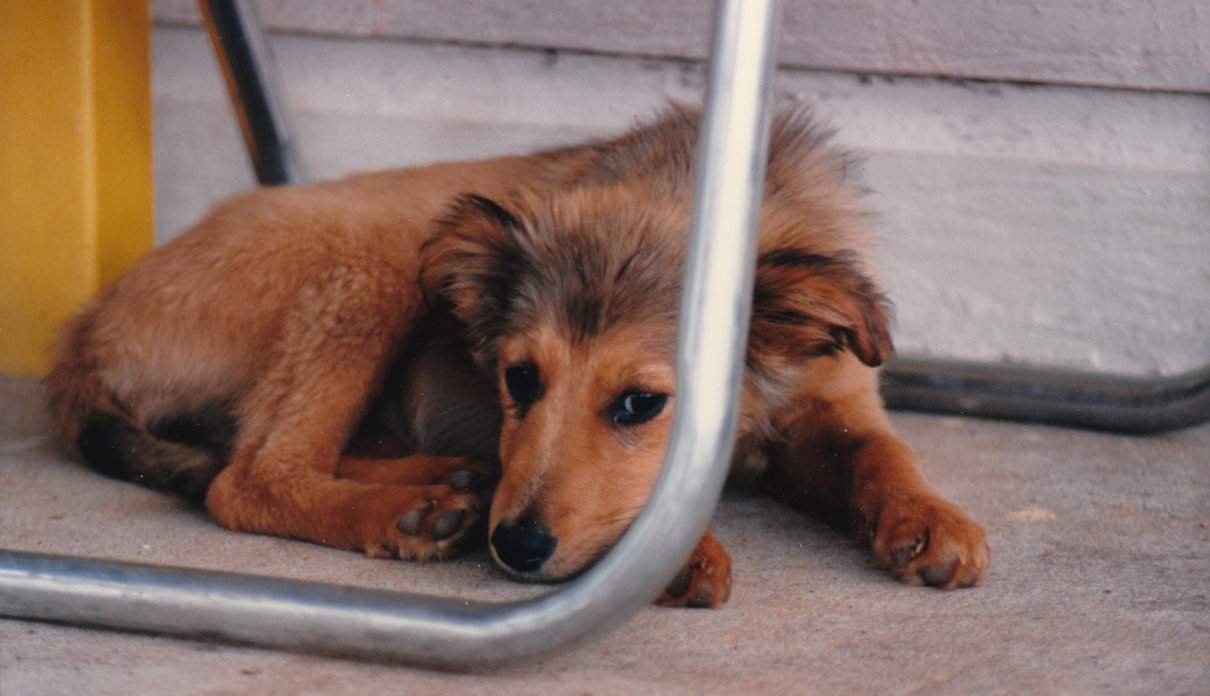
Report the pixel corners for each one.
[2,0,1205,671]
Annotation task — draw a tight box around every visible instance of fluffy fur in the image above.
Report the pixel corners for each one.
[46,107,988,607]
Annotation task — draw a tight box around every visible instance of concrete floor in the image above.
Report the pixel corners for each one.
[1,373,1207,695]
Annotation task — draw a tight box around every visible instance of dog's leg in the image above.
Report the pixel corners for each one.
[206,399,489,560]
[655,530,732,608]
[203,272,485,560]
[767,363,989,589]
[336,455,496,491]
[207,394,488,560]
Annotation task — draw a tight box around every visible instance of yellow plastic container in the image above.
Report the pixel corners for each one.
[0,1,152,375]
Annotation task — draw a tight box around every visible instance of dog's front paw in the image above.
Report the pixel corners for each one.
[362,484,485,561]
[656,531,732,608]
[869,493,989,589]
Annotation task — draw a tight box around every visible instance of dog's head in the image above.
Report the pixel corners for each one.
[420,186,891,581]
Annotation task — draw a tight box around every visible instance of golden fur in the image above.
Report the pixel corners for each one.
[45,107,988,607]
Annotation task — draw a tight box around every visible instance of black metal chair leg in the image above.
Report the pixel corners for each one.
[199,0,306,185]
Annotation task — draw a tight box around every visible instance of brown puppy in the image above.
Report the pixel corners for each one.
[45,107,989,607]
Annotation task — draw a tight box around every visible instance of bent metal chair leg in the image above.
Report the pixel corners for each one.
[0,0,783,668]
[199,0,307,185]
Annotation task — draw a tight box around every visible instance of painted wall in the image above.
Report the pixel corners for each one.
[156,0,1210,92]
[149,4,1210,377]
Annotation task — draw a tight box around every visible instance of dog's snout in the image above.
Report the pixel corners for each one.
[491,518,556,573]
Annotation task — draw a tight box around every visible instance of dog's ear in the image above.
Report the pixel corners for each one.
[419,194,532,357]
[750,248,893,366]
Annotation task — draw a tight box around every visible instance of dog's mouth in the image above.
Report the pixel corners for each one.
[488,543,579,584]
[488,551,598,585]
[490,558,577,584]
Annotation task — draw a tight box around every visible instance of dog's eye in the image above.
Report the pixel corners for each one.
[504,363,542,409]
[609,391,667,427]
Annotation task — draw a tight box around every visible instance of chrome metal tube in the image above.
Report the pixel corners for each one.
[0,0,781,668]
[199,0,307,185]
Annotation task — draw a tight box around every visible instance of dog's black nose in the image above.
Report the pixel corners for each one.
[491,518,556,573]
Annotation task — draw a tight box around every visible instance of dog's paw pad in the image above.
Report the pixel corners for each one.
[656,534,732,609]
[686,581,715,607]
[446,469,478,490]
[366,486,482,561]
[871,494,989,589]
[429,509,465,541]
[663,566,692,597]
[395,499,437,536]
[920,561,957,587]
[395,510,423,536]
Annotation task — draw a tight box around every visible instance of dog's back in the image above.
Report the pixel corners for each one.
[43,151,556,495]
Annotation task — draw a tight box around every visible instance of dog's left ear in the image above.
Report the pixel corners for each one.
[751,248,893,366]
[419,194,532,357]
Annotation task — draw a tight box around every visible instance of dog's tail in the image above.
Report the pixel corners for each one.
[44,309,226,503]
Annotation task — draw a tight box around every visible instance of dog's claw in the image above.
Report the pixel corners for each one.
[890,533,927,567]
[871,493,989,589]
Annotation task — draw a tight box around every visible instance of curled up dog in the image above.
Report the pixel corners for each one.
[45,107,990,608]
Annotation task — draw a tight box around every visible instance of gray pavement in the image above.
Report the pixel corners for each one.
[1,374,1207,695]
